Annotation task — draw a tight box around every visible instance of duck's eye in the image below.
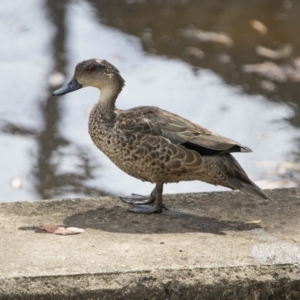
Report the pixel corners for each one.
[87,65,95,72]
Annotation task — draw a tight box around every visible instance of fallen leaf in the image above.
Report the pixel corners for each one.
[244,220,261,224]
[39,225,84,235]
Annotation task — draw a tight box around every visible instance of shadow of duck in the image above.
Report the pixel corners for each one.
[62,204,261,235]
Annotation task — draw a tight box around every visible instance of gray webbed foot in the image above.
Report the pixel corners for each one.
[128,204,161,214]
[120,193,155,205]
[119,183,167,214]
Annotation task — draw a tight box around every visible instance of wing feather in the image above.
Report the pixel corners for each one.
[120,106,251,155]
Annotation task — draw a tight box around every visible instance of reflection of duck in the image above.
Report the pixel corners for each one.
[53,59,270,214]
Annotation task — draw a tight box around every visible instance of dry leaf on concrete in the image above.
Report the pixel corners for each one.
[39,225,84,235]
[244,220,261,224]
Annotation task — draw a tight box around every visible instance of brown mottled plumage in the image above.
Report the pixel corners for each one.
[53,59,270,214]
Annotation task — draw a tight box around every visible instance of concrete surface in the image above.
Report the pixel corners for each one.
[0,188,299,299]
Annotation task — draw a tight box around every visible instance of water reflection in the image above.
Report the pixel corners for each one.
[95,0,300,107]
[0,0,299,202]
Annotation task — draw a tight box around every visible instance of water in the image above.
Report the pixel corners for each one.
[1,0,299,202]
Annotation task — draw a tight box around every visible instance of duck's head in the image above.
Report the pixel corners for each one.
[53,59,125,96]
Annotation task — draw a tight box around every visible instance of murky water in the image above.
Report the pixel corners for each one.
[1,0,299,202]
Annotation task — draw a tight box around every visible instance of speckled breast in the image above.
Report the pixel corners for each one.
[88,108,207,184]
[88,109,157,182]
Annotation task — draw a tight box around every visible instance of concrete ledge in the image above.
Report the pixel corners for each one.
[0,188,300,299]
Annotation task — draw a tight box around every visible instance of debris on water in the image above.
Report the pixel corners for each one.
[182,27,233,46]
[256,161,278,168]
[260,80,276,92]
[141,28,153,42]
[289,58,300,81]
[255,160,300,188]
[250,20,268,35]
[242,61,300,82]
[184,46,204,59]
[255,160,300,189]
[11,176,23,189]
[282,0,293,9]
[255,44,292,60]
[49,72,65,87]
[255,179,297,189]
[276,161,300,175]
[256,160,300,173]
[293,57,300,69]
[242,62,288,82]
[218,54,232,64]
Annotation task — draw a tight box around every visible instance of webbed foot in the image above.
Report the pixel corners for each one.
[128,204,162,214]
[120,183,167,214]
[120,193,155,205]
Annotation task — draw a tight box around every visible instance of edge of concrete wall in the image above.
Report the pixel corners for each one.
[1,264,300,300]
[1,188,300,299]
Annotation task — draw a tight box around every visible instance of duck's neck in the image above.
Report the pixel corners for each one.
[96,75,125,112]
[97,86,120,112]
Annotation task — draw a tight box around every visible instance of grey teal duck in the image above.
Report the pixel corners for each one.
[53,59,270,214]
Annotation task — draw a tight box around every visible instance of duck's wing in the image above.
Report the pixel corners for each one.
[122,107,251,156]
[120,107,271,201]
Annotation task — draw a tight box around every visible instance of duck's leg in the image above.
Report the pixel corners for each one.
[123,183,166,214]
[120,187,156,205]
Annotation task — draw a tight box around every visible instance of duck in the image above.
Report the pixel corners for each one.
[53,59,270,214]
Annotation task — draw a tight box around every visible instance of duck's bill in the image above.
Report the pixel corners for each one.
[53,77,82,96]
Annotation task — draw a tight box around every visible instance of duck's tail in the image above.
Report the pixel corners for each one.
[212,154,272,201]
[227,177,271,201]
